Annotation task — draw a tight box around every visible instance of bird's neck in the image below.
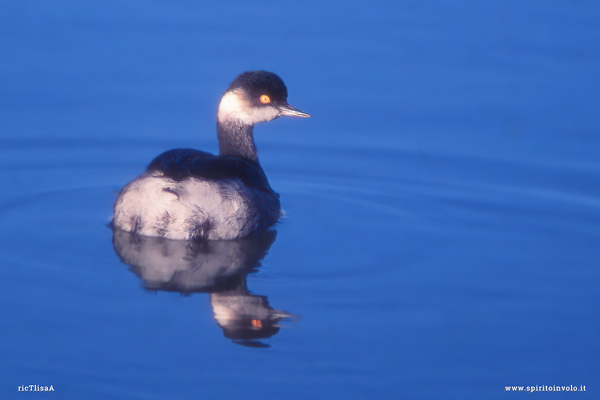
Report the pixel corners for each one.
[217,118,258,162]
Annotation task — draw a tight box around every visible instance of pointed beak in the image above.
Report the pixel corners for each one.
[279,103,310,118]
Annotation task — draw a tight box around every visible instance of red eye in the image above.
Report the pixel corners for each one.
[259,95,271,104]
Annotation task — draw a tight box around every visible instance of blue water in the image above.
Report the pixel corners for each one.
[1,1,599,399]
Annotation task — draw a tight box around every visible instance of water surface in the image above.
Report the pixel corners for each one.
[1,1,599,399]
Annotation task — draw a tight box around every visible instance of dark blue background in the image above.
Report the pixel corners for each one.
[1,1,598,399]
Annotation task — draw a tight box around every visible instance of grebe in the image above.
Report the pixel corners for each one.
[113,71,309,240]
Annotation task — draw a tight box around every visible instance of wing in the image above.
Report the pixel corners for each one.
[146,148,216,179]
[146,148,275,193]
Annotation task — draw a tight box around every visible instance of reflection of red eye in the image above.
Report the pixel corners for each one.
[259,95,271,104]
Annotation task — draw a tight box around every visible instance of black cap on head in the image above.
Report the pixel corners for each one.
[221,318,281,341]
[228,70,289,105]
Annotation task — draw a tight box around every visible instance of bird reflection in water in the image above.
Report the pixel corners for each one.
[112,229,297,347]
